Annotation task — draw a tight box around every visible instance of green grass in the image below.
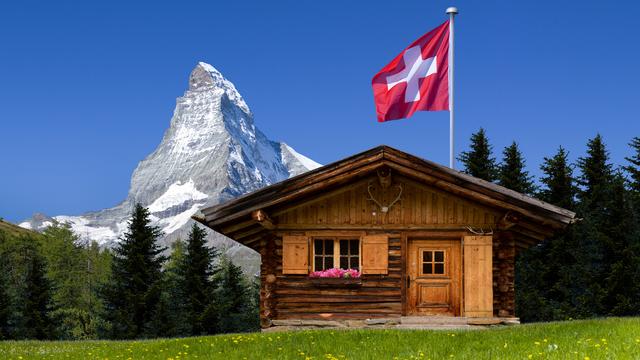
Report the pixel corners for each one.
[0,219,39,238]
[1,318,639,359]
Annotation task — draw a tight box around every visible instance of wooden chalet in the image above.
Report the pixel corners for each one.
[195,145,575,329]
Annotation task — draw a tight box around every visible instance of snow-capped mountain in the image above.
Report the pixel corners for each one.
[20,62,320,273]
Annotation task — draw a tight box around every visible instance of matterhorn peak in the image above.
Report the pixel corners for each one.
[189,61,249,114]
[19,61,320,275]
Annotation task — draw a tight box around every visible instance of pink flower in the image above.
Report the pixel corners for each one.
[308,268,361,278]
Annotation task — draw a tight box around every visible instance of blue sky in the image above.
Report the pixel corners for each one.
[1,0,639,222]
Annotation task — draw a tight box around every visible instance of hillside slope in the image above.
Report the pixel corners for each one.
[0,218,40,237]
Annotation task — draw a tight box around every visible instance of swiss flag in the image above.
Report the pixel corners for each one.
[372,20,450,122]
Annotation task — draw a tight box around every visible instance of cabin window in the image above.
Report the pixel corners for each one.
[340,239,360,270]
[314,239,334,271]
[422,250,446,275]
[313,238,360,271]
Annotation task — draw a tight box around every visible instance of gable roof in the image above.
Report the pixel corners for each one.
[195,145,575,247]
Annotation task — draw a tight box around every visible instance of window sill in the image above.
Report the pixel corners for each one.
[309,277,363,288]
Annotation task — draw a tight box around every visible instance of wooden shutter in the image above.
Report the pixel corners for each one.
[282,235,309,274]
[361,235,388,275]
[463,235,493,317]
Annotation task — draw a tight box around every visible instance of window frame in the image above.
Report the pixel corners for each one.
[311,236,362,271]
[419,249,448,277]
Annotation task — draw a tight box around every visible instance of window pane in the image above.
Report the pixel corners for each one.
[351,256,360,271]
[314,256,323,271]
[435,251,444,262]
[423,251,432,262]
[324,257,332,270]
[340,240,348,255]
[434,263,444,274]
[325,240,334,255]
[350,239,359,255]
[314,240,324,255]
[340,257,348,269]
[423,263,432,274]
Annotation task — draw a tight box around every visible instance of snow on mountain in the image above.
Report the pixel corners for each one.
[19,62,320,274]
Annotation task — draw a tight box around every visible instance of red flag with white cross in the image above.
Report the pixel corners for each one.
[372,20,450,122]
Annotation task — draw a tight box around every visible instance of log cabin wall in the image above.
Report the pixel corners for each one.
[493,231,516,317]
[254,174,509,326]
[260,232,403,325]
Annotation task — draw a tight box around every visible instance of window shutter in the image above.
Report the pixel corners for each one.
[282,235,309,274]
[463,235,493,317]
[361,235,388,275]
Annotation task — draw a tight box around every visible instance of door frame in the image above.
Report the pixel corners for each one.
[402,233,463,316]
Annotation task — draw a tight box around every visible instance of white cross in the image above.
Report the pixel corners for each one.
[386,45,437,103]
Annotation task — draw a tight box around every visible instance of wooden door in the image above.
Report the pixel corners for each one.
[407,240,461,316]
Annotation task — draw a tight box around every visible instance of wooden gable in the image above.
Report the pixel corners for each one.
[273,174,500,229]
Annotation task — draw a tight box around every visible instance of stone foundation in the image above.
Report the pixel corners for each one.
[262,317,520,331]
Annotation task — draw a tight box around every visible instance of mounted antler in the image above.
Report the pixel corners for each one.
[367,183,403,213]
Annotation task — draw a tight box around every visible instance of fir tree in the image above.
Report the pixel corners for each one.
[498,141,535,195]
[21,238,53,339]
[102,204,166,339]
[154,239,190,337]
[571,134,616,317]
[182,223,218,335]
[624,136,640,194]
[214,257,254,333]
[82,241,112,339]
[577,134,613,211]
[40,222,86,339]
[458,128,498,182]
[516,146,577,322]
[600,172,640,315]
[538,146,576,209]
[0,260,10,340]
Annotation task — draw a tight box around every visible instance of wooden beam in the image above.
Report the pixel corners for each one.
[252,209,276,230]
[274,224,496,231]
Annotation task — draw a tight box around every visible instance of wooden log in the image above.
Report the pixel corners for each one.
[276,296,400,303]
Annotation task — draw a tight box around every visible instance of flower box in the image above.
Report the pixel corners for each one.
[309,277,363,288]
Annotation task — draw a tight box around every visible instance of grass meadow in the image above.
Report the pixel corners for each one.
[0,317,638,359]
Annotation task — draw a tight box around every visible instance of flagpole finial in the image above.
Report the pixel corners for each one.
[446,7,458,15]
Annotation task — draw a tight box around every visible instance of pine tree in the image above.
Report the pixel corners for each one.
[40,222,87,339]
[624,136,640,194]
[0,260,10,340]
[102,204,166,339]
[577,134,613,211]
[21,238,53,339]
[182,223,218,335]
[571,134,615,317]
[538,146,576,209]
[600,172,640,315]
[214,257,254,333]
[516,146,578,322]
[458,128,498,182]
[498,141,535,195]
[82,241,112,339]
[154,239,190,337]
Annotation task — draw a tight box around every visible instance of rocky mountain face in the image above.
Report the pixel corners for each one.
[19,62,320,274]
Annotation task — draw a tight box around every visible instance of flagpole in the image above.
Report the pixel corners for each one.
[446,6,458,169]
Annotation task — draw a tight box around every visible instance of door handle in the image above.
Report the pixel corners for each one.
[406,275,411,288]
